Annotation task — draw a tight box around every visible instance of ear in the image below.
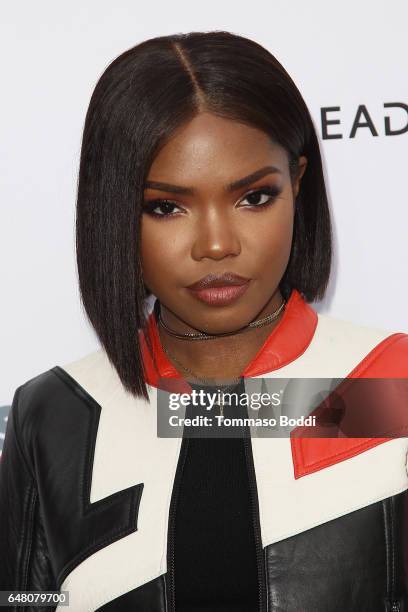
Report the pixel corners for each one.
[293,156,308,199]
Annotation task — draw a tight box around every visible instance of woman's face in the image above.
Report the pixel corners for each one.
[141,112,307,334]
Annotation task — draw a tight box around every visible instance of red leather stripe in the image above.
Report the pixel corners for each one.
[291,333,408,479]
[139,289,317,388]
[138,291,408,479]
[242,291,317,377]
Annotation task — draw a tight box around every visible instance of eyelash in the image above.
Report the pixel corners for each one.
[142,186,282,220]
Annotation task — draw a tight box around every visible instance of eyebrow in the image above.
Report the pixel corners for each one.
[144,165,282,195]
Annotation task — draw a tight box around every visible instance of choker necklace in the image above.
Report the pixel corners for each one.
[156,298,286,341]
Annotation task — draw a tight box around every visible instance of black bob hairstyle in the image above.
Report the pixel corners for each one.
[76,30,332,401]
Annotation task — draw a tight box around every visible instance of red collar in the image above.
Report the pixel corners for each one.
[139,289,318,388]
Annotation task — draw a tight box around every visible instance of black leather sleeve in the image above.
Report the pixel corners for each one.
[0,385,58,610]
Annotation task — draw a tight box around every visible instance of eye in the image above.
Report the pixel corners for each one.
[142,185,282,220]
[142,199,183,219]
[238,186,282,209]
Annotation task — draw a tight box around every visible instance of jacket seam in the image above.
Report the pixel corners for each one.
[264,547,269,612]
[383,499,392,598]
[162,574,168,612]
[10,385,57,607]
[390,496,397,601]
[11,385,36,482]
[16,486,37,612]
[160,435,183,575]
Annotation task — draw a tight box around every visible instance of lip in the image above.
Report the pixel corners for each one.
[186,273,251,306]
[186,272,251,290]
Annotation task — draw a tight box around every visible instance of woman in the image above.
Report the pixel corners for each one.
[1,30,407,612]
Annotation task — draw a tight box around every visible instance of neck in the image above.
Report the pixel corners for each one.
[157,289,285,381]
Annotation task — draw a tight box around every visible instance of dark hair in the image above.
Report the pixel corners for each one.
[76,30,332,400]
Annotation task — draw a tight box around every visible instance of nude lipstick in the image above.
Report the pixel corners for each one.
[186,272,251,306]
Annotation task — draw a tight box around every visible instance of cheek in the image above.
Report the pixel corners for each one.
[246,205,294,270]
[140,218,186,290]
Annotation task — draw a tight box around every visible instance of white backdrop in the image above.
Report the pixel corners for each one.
[1,1,407,405]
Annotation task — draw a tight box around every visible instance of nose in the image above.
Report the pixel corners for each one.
[190,207,242,261]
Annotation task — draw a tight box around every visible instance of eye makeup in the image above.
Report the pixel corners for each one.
[142,184,283,220]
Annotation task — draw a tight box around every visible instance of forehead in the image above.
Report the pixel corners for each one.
[147,112,288,182]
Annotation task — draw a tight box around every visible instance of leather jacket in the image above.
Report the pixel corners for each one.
[1,289,408,612]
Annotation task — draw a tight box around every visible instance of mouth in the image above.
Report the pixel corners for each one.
[185,272,251,306]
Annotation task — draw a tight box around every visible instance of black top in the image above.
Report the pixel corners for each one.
[173,381,260,612]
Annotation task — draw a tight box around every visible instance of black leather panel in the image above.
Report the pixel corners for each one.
[0,388,37,591]
[383,493,408,611]
[2,368,144,591]
[96,574,167,611]
[264,492,408,611]
[3,367,408,612]
[0,387,57,611]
